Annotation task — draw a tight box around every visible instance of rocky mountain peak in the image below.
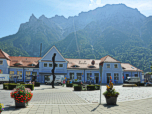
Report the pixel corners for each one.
[29,14,37,22]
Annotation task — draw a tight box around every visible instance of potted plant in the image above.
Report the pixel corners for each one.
[0,103,4,114]
[10,85,33,108]
[103,81,119,105]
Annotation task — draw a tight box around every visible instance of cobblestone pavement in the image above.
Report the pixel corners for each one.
[1,84,152,114]
[2,98,152,114]
[30,86,87,104]
[67,85,152,103]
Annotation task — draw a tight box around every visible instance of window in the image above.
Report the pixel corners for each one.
[135,74,138,77]
[49,63,52,67]
[70,73,74,80]
[0,69,3,74]
[26,71,31,79]
[44,63,47,67]
[114,64,118,68]
[114,73,119,81]
[94,73,99,77]
[87,73,92,80]
[55,64,58,67]
[59,64,63,67]
[126,74,129,79]
[32,72,37,76]
[72,65,79,67]
[77,73,81,80]
[107,64,110,68]
[17,71,22,79]
[10,71,14,74]
[9,71,14,80]
[0,60,3,65]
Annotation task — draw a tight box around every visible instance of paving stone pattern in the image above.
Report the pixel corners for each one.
[70,86,152,103]
[31,86,87,104]
[1,84,152,114]
[2,98,152,114]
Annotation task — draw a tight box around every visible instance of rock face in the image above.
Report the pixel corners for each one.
[18,4,147,41]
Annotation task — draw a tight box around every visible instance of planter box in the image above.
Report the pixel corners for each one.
[15,100,28,108]
[74,86,82,91]
[105,96,117,105]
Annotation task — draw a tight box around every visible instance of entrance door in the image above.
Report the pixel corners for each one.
[107,73,111,83]
[96,77,99,83]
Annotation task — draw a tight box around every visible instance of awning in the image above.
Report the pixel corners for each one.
[39,72,67,75]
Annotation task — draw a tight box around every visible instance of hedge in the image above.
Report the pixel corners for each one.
[95,85,100,90]
[73,84,78,87]
[74,86,82,91]
[8,84,17,90]
[35,82,40,87]
[87,85,95,90]
[20,82,25,84]
[22,84,34,91]
[135,83,145,86]
[66,84,73,87]
[3,83,34,90]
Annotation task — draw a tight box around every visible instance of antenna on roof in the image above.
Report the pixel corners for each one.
[40,43,42,57]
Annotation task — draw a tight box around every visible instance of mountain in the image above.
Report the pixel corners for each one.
[0,4,152,72]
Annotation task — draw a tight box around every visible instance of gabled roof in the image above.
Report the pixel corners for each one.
[121,63,143,72]
[100,55,120,63]
[0,49,10,60]
[9,56,41,68]
[41,46,68,62]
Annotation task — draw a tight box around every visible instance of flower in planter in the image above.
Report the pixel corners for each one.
[103,82,119,98]
[10,85,33,104]
[0,103,4,113]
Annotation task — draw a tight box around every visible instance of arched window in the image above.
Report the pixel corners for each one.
[0,69,3,74]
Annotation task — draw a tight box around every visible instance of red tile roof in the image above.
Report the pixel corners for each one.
[100,55,121,63]
[121,63,143,72]
[9,56,41,68]
[0,49,10,60]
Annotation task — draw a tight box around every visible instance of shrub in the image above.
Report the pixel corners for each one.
[73,84,78,87]
[95,85,100,90]
[3,83,9,89]
[34,82,40,87]
[74,85,82,91]
[87,85,95,91]
[66,84,73,87]
[135,83,145,86]
[22,84,34,91]
[8,84,18,90]
[81,86,87,91]
[20,82,25,84]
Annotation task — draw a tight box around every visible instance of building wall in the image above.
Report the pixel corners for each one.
[102,63,123,84]
[0,59,9,74]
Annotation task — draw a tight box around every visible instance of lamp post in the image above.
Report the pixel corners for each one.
[99,62,103,105]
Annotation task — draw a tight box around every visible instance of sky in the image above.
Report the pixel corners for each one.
[0,0,152,38]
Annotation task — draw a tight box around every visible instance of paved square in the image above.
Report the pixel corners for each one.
[1,84,152,114]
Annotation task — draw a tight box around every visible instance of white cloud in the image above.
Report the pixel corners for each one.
[88,0,152,16]
[96,0,101,5]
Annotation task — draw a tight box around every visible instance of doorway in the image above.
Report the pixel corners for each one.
[96,77,99,83]
[107,73,111,83]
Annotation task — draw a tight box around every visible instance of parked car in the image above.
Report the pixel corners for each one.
[45,75,64,85]
[124,77,140,83]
